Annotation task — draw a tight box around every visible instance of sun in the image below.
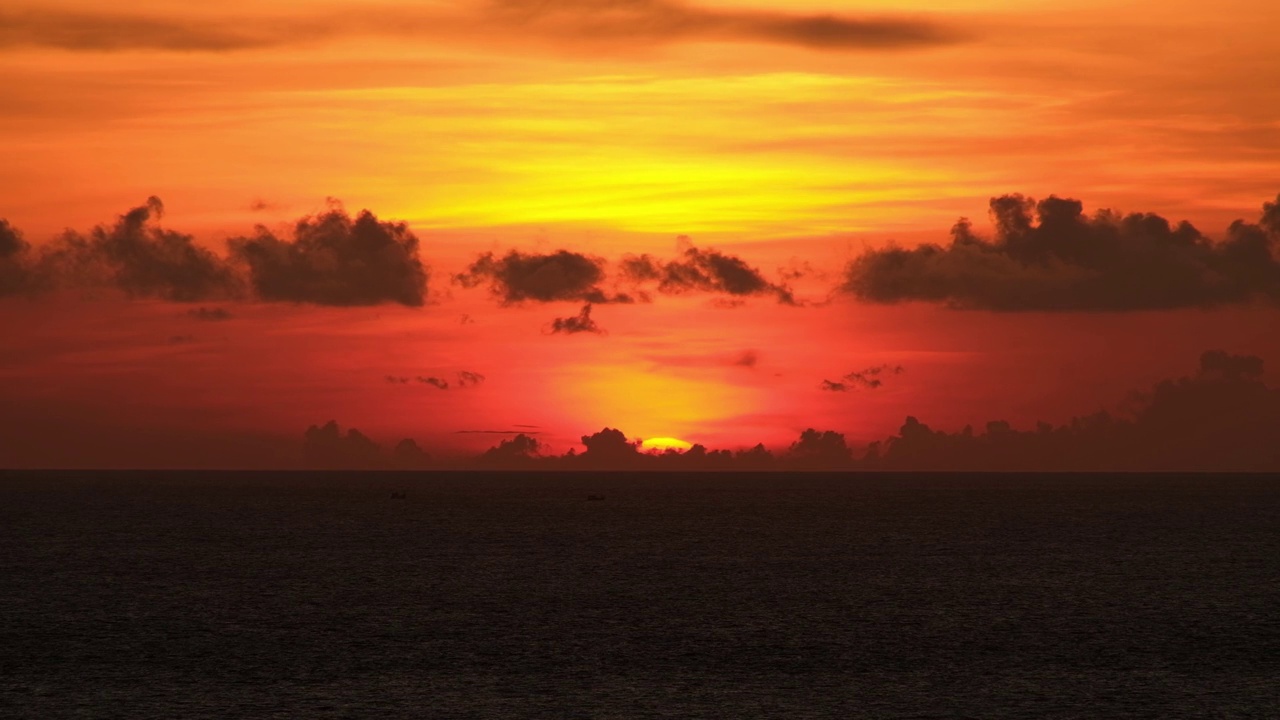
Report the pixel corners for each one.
[641,437,694,452]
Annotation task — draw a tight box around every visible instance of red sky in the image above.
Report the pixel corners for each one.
[2,0,1279,468]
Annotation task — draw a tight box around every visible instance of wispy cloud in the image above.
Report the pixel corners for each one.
[0,2,962,54]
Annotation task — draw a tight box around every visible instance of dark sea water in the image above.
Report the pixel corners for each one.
[1,471,1277,719]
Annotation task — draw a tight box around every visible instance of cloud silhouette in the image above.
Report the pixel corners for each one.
[870,350,1280,471]
[187,306,233,321]
[649,348,760,370]
[843,193,1280,311]
[480,433,543,464]
[0,3,958,54]
[787,428,852,467]
[456,370,486,387]
[580,427,643,462]
[417,376,449,389]
[483,0,958,52]
[454,249,637,305]
[621,238,796,304]
[391,438,431,469]
[303,420,383,469]
[823,364,904,391]
[229,201,428,306]
[32,197,240,302]
[548,304,605,334]
[300,351,1280,471]
[0,219,30,296]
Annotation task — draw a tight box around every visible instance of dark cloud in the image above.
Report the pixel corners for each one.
[621,239,796,304]
[406,371,485,389]
[870,350,1280,471]
[229,202,428,306]
[386,375,411,385]
[480,433,543,464]
[454,249,635,305]
[456,370,486,387]
[304,420,432,469]
[32,197,241,302]
[0,9,280,52]
[0,219,30,296]
[548,304,604,335]
[0,218,26,259]
[787,428,852,467]
[0,3,958,55]
[3,198,430,306]
[300,352,1280,471]
[649,348,760,370]
[580,427,643,463]
[187,306,233,321]
[303,420,383,470]
[823,364,904,391]
[844,193,1280,311]
[484,0,958,52]
[391,438,431,469]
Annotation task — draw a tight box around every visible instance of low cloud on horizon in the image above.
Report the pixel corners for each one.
[300,350,1280,472]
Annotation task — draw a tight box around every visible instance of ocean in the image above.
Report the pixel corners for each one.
[2,471,1277,718]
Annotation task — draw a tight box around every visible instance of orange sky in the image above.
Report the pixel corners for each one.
[2,0,1279,467]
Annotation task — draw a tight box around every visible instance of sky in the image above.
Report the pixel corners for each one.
[1,0,1279,469]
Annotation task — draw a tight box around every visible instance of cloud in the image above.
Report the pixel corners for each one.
[0,3,959,55]
[303,420,383,469]
[870,350,1280,471]
[843,193,1280,311]
[2,198,429,306]
[580,427,642,462]
[480,433,542,464]
[187,307,233,321]
[456,370,486,387]
[391,438,431,469]
[386,375,411,385]
[30,197,241,302]
[300,352,1280,471]
[822,364,904,391]
[621,238,796,304]
[229,201,428,306]
[0,219,30,296]
[483,0,958,52]
[0,9,282,52]
[548,304,605,334]
[649,348,760,369]
[407,371,485,389]
[454,249,636,305]
[787,428,852,467]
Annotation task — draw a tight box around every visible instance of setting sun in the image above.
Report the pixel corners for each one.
[641,437,695,452]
